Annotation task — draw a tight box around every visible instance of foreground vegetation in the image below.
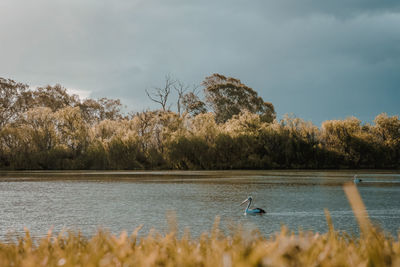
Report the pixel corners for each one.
[0,184,399,266]
[1,75,399,170]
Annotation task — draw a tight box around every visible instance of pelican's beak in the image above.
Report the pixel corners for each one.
[240,199,249,206]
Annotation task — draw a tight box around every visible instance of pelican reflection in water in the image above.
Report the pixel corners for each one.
[240,196,266,215]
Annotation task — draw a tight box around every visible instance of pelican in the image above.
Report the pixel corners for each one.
[353,175,362,184]
[240,196,266,214]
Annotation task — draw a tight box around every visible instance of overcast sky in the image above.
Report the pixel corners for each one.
[1,0,399,125]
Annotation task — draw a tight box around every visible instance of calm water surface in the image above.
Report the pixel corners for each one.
[0,170,399,240]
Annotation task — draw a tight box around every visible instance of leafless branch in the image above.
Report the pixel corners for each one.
[173,80,190,115]
[145,75,176,111]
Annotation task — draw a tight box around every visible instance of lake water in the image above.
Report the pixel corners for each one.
[0,170,399,240]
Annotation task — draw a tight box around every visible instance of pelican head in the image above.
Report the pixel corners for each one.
[240,196,253,206]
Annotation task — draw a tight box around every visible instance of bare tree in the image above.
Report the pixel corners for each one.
[173,80,190,115]
[145,75,176,111]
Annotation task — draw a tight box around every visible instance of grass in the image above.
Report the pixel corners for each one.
[0,183,399,267]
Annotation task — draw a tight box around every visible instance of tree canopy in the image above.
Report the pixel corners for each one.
[202,74,276,123]
[1,75,399,170]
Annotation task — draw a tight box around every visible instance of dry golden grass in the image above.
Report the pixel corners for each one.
[0,183,399,267]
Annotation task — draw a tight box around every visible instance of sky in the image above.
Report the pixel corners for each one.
[0,0,399,125]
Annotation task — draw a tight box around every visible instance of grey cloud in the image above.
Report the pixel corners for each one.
[0,0,399,124]
[249,0,400,19]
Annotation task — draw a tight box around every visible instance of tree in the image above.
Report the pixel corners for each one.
[372,113,400,167]
[96,98,124,121]
[146,75,175,111]
[202,74,275,123]
[79,97,124,124]
[31,84,79,111]
[79,98,103,124]
[373,113,400,147]
[0,77,30,127]
[222,110,266,137]
[55,106,89,155]
[181,88,207,117]
[173,80,189,115]
[17,107,58,151]
[189,113,219,144]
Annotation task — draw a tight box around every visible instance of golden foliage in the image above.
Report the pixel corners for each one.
[1,72,400,170]
[222,110,268,137]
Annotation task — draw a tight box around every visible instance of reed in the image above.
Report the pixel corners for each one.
[0,183,399,266]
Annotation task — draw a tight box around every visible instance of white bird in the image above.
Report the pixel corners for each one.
[240,196,266,215]
[353,175,362,184]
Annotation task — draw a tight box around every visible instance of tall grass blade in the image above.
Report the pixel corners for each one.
[343,182,372,236]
